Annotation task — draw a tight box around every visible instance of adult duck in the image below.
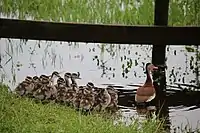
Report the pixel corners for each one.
[135,63,158,104]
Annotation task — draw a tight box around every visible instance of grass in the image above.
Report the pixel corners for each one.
[1,0,200,26]
[0,83,166,133]
[1,0,153,25]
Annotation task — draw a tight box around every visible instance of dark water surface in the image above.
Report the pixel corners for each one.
[0,38,200,132]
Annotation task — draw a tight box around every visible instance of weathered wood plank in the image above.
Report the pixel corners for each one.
[0,18,200,45]
[152,0,169,65]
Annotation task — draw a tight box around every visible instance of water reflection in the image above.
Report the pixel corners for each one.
[0,38,200,132]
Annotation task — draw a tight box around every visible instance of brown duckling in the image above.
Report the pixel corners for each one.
[78,82,95,111]
[92,87,102,111]
[39,74,49,83]
[64,72,80,105]
[22,76,35,97]
[85,82,95,92]
[64,72,72,88]
[98,88,111,111]
[72,86,85,110]
[33,75,51,101]
[65,84,77,106]
[25,76,43,98]
[56,77,67,104]
[46,71,61,101]
[14,80,31,97]
[106,86,119,112]
[50,71,61,85]
[79,89,95,112]
[31,76,42,92]
[63,72,74,105]
[70,72,81,88]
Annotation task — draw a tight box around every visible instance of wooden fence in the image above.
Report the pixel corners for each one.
[0,18,200,45]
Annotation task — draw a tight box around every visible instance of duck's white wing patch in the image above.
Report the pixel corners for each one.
[146,93,156,102]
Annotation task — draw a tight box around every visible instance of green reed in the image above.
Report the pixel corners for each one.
[1,0,154,24]
[1,0,200,26]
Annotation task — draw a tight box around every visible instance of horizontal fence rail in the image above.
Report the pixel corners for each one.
[0,18,200,45]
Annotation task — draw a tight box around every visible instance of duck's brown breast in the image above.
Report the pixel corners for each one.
[136,84,155,96]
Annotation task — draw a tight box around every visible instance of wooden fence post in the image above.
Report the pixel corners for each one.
[153,0,170,131]
[152,0,169,65]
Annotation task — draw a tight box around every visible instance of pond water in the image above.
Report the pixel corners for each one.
[0,38,200,132]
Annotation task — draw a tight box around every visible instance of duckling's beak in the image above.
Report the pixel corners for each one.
[71,72,81,79]
[71,76,81,79]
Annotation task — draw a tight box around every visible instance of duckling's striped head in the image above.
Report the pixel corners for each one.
[86,82,94,88]
[51,71,61,78]
[25,76,33,82]
[107,86,119,94]
[71,72,81,79]
[40,75,50,84]
[64,72,71,79]
[107,85,114,89]
[40,75,49,79]
[57,77,65,85]
[21,80,31,86]
[33,76,40,82]
[64,72,72,87]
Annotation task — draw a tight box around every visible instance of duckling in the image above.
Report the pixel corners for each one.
[65,84,77,106]
[64,72,80,105]
[39,74,49,83]
[64,72,74,104]
[56,77,66,88]
[98,88,111,111]
[64,72,72,88]
[46,71,62,101]
[24,76,40,97]
[15,76,34,97]
[33,75,51,101]
[56,77,67,104]
[71,72,81,88]
[14,80,30,97]
[85,82,95,92]
[24,76,32,82]
[106,86,119,112]
[92,87,103,111]
[50,71,61,86]
[72,82,94,110]
[31,76,42,92]
[79,88,95,112]
[72,86,85,110]
[33,76,40,83]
